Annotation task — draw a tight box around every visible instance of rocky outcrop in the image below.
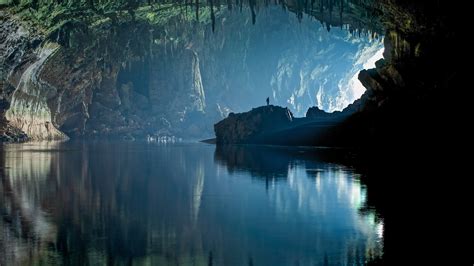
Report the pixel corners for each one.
[214,104,356,145]
[1,12,70,141]
[214,105,294,144]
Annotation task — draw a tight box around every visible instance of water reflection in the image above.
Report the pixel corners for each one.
[215,145,384,263]
[1,142,383,265]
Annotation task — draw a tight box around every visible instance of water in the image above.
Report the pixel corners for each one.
[0,142,383,265]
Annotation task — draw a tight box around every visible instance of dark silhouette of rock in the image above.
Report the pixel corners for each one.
[214,105,294,144]
[305,106,328,119]
[214,104,357,145]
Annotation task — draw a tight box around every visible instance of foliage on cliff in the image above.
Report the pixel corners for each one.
[2,0,383,37]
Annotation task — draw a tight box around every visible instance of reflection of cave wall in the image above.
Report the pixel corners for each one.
[0,143,58,264]
[1,142,384,264]
[0,142,209,264]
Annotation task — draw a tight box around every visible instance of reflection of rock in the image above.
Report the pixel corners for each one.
[214,144,384,262]
[0,142,59,264]
[1,141,210,264]
[214,145,292,181]
[214,144,353,181]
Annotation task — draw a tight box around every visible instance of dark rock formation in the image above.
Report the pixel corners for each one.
[0,116,28,143]
[330,2,458,148]
[214,104,356,145]
[305,106,328,118]
[214,105,294,144]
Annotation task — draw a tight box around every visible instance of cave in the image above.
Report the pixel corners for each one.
[0,1,459,265]
[107,8,386,140]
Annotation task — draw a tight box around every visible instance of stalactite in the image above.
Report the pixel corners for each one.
[339,0,343,25]
[328,0,332,22]
[195,0,199,21]
[249,0,256,24]
[209,0,216,31]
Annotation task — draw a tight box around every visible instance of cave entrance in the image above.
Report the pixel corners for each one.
[202,7,384,117]
[112,7,384,138]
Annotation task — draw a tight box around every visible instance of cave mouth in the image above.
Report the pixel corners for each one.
[220,8,386,116]
[115,7,384,124]
[95,6,387,139]
[198,7,386,117]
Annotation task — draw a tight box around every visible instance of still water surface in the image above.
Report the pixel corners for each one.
[0,141,383,265]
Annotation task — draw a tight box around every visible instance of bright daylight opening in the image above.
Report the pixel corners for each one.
[198,7,385,116]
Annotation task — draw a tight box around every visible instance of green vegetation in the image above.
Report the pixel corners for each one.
[2,1,218,41]
[2,0,382,38]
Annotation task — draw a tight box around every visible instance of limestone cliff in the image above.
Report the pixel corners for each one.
[5,43,68,140]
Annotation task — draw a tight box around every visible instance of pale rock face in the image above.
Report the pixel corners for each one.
[5,43,68,141]
[191,51,206,112]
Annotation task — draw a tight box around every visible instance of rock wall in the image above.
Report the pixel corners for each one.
[337,1,457,147]
[5,43,68,140]
[1,8,213,141]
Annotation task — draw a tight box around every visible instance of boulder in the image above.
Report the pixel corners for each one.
[214,105,294,144]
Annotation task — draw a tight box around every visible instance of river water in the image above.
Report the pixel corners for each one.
[0,141,383,265]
